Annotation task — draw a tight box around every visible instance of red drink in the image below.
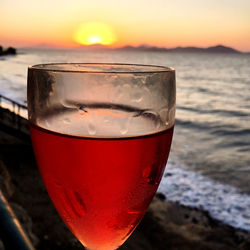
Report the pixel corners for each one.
[30,121,173,250]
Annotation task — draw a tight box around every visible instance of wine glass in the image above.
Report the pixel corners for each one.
[27,63,175,250]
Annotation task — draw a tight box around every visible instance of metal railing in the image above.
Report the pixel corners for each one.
[0,94,27,117]
[0,94,29,138]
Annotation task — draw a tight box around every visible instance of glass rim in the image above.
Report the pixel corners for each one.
[28,63,175,74]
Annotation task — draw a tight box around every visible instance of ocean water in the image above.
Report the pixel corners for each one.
[0,48,250,231]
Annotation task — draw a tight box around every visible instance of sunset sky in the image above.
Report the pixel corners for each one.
[1,0,250,51]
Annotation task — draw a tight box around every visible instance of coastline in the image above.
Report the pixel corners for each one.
[0,111,249,249]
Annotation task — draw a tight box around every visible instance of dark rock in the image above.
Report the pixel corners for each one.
[192,217,199,224]
[164,172,173,177]
[5,47,16,55]
[0,46,17,56]
[121,197,250,250]
[155,192,166,201]
[0,240,5,250]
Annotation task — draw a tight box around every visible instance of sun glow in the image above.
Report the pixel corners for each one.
[74,22,117,46]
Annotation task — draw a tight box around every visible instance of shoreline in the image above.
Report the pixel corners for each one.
[0,125,249,249]
[1,103,249,233]
[158,162,250,232]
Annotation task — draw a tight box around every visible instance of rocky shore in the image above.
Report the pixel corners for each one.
[0,119,249,249]
[0,46,16,56]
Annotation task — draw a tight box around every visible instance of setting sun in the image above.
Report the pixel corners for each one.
[73,22,117,46]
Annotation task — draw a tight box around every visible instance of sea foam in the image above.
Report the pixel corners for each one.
[159,159,250,232]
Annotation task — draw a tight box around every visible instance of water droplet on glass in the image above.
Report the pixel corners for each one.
[120,124,128,135]
[60,189,86,218]
[132,92,142,103]
[73,191,87,217]
[141,110,157,119]
[87,123,96,135]
[63,118,71,125]
[140,110,162,130]
[119,115,132,135]
[44,120,50,128]
[154,118,162,130]
[142,165,159,185]
[142,166,151,183]
[78,109,86,116]
[61,99,76,109]
[104,116,111,124]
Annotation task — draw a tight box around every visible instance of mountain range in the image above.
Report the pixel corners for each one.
[115,45,242,54]
[25,44,247,54]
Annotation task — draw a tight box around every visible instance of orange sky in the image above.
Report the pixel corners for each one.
[1,0,250,51]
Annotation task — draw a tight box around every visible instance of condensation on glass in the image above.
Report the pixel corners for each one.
[28,63,175,138]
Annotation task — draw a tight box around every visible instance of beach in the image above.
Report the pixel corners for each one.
[0,106,249,249]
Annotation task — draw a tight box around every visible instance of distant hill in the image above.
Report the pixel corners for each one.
[168,45,241,54]
[117,44,242,54]
[24,44,245,54]
[116,45,168,52]
[205,45,240,53]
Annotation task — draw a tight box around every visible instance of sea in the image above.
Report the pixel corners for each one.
[0,48,250,231]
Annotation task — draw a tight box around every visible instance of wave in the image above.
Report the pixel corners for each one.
[175,118,250,138]
[211,128,250,136]
[177,105,250,117]
[159,160,250,232]
[175,118,236,131]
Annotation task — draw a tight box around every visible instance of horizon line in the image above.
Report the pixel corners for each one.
[14,43,250,53]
